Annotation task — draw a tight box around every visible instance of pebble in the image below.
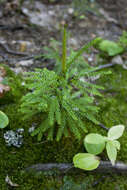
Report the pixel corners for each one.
[11,67,24,74]
[68,8,74,14]
[88,57,93,62]
[18,59,34,67]
[111,55,123,65]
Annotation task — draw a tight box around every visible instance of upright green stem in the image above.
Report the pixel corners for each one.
[62,27,67,75]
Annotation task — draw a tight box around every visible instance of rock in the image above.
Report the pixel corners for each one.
[22,3,55,29]
[11,67,24,74]
[99,8,118,24]
[68,37,80,49]
[111,55,123,65]
[111,55,127,70]
[122,61,127,70]
[88,57,93,63]
[68,8,74,15]
[12,40,36,53]
[18,59,34,67]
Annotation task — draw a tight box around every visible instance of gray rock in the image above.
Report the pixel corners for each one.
[18,59,34,67]
[123,60,127,70]
[111,55,123,65]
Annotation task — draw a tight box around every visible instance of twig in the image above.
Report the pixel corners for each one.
[99,123,109,131]
[0,24,26,31]
[33,140,48,145]
[0,42,29,56]
[96,63,117,70]
[25,163,73,173]
[25,161,127,173]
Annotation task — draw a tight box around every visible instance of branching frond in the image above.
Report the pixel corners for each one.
[19,36,110,141]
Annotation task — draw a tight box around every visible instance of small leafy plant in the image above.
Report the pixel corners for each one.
[93,38,124,57]
[19,27,109,141]
[73,125,125,170]
[94,32,127,57]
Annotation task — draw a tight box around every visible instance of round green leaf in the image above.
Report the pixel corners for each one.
[106,141,117,165]
[84,133,105,155]
[73,153,100,171]
[108,125,125,140]
[0,111,9,128]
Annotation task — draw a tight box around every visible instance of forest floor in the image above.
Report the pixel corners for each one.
[0,0,126,72]
[0,0,127,190]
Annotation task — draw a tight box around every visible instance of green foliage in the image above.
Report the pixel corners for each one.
[105,125,125,165]
[43,37,103,74]
[19,30,108,141]
[107,125,125,140]
[60,175,94,190]
[1,58,127,189]
[0,111,9,128]
[93,33,127,57]
[75,125,125,170]
[19,66,100,141]
[119,31,127,49]
[106,141,117,166]
[73,153,100,171]
[94,39,124,56]
[0,0,6,3]
[84,133,105,155]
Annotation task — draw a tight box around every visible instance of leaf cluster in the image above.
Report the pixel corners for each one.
[0,111,9,129]
[73,125,125,171]
[19,35,109,141]
[93,32,127,57]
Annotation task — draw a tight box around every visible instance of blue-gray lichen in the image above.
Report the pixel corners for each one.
[4,128,24,148]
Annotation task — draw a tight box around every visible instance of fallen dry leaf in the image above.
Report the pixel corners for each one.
[0,66,6,77]
[0,66,11,98]
[0,84,10,97]
[5,175,19,187]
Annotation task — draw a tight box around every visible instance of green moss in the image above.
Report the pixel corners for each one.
[60,174,127,190]
[0,64,127,189]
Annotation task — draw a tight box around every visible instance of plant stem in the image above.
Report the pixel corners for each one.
[62,26,67,75]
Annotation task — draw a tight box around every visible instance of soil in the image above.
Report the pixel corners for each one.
[0,0,126,72]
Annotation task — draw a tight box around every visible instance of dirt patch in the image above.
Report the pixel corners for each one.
[0,0,126,72]
[97,0,127,29]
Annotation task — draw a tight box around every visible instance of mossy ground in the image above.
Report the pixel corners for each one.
[0,64,127,189]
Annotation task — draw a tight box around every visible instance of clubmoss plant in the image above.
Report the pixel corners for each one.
[19,27,109,141]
